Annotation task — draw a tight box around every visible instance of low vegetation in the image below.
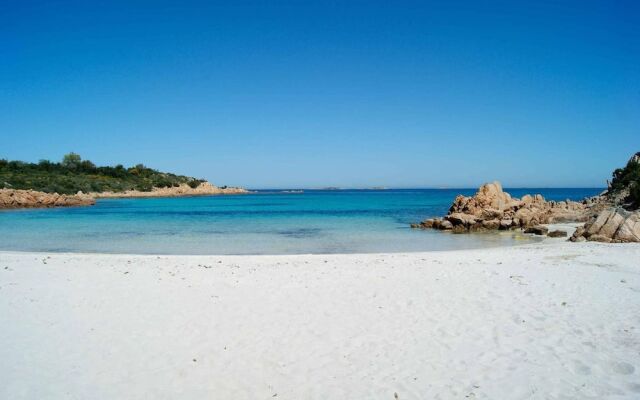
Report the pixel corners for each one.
[0,153,205,194]
[610,152,640,208]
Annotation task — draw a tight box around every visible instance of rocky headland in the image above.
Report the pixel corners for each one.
[412,152,640,243]
[0,189,95,209]
[1,153,249,209]
[91,181,249,198]
[0,181,248,210]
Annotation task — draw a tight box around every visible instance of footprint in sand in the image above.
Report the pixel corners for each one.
[611,361,635,375]
[511,314,525,324]
[628,383,640,393]
[572,360,591,375]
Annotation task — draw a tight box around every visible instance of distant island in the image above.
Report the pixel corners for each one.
[0,153,247,209]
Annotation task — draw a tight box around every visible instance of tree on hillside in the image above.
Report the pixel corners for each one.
[0,153,206,194]
[610,152,640,208]
[62,152,82,170]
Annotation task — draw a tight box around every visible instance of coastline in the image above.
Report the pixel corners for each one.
[0,222,575,256]
[0,182,249,209]
[0,189,95,209]
[411,179,640,243]
[2,239,639,399]
[91,182,249,199]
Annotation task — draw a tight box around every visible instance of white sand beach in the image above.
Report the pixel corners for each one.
[1,239,639,399]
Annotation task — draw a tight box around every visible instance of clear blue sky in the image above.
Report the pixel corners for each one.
[1,1,638,188]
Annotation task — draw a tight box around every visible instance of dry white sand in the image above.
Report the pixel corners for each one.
[1,240,639,399]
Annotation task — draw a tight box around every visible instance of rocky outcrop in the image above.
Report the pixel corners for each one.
[412,181,590,233]
[524,225,549,236]
[411,152,640,242]
[570,208,640,243]
[91,182,249,198]
[547,230,568,238]
[0,181,248,209]
[0,189,95,209]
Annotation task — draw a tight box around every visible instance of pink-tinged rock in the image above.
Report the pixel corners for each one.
[586,209,615,236]
[0,189,95,209]
[613,212,640,242]
[421,219,436,229]
[588,234,613,243]
[446,213,477,226]
[547,230,567,238]
[481,208,503,220]
[599,210,626,238]
[482,219,500,230]
[524,225,549,235]
[439,220,453,230]
[412,180,589,231]
[499,219,513,229]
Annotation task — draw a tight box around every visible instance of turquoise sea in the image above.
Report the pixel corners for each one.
[0,188,602,255]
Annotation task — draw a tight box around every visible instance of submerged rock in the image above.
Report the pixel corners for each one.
[423,219,437,228]
[547,230,568,238]
[524,225,549,236]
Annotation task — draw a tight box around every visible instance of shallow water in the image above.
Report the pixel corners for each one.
[0,188,601,254]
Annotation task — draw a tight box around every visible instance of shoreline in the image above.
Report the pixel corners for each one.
[0,231,551,257]
[0,182,249,210]
[0,234,628,259]
[0,222,575,257]
[2,240,639,399]
[0,240,547,258]
[0,229,554,257]
[0,224,580,257]
[91,182,249,199]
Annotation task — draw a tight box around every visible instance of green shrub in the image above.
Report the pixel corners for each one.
[187,180,203,189]
[628,181,640,208]
[610,152,640,207]
[62,152,82,170]
[0,154,204,194]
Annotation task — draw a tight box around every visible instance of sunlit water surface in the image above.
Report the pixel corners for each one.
[0,188,601,254]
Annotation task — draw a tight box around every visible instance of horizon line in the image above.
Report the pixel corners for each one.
[247,186,607,191]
